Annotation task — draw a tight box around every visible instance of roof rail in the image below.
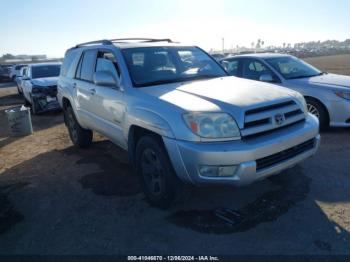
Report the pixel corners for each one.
[110,38,173,43]
[75,39,113,48]
[72,38,174,50]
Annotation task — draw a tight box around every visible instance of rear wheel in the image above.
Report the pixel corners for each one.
[64,106,93,148]
[135,135,184,208]
[305,98,329,130]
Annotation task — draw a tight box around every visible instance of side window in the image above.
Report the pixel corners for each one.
[76,50,97,82]
[61,50,77,77]
[221,59,239,76]
[95,51,120,80]
[242,59,277,81]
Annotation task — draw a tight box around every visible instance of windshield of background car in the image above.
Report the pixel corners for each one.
[31,65,61,79]
[122,46,227,87]
[15,65,25,70]
[265,56,321,79]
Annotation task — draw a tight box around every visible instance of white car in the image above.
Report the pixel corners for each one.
[22,63,61,114]
[10,64,26,80]
[220,53,350,129]
[15,66,28,94]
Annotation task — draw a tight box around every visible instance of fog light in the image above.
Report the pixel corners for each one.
[199,165,237,177]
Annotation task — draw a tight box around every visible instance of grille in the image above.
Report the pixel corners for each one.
[242,100,305,138]
[256,139,315,171]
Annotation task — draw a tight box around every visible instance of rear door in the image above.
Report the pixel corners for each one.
[74,49,98,127]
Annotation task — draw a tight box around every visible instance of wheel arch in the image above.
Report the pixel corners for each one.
[304,95,330,124]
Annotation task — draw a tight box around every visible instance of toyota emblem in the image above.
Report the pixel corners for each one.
[275,113,285,126]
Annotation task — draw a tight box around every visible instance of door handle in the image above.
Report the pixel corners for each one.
[72,83,77,89]
[89,88,96,95]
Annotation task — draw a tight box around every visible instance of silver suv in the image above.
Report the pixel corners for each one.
[58,38,320,208]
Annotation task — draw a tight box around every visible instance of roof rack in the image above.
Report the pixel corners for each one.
[72,38,175,49]
[110,38,173,43]
[74,39,113,48]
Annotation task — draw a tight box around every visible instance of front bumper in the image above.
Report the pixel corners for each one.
[328,98,350,127]
[32,93,60,113]
[163,114,320,186]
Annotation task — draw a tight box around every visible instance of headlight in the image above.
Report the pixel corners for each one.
[293,92,308,113]
[335,91,350,100]
[183,112,241,140]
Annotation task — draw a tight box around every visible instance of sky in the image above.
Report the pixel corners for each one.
[1,0,350,57]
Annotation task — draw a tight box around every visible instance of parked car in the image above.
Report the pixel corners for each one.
[22,63,61,114]
[58,38,320,208]
[15,66,28,94]
[220,53,350,128]
[10,64,26,80]
[0,64,13,81]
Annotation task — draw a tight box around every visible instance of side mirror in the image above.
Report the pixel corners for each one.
[93,71,118,88]
[259,73,274,82]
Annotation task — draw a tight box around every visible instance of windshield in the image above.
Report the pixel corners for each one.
[265,56,322,79]
[15,65,25,70]
[122,46,227,87]
[31,65,61,79]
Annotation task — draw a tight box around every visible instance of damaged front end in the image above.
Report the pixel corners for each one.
[31,85,60,114]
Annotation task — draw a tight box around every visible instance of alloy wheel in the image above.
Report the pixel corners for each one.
[307,103,320,118]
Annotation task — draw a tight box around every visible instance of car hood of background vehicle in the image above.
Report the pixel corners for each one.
[141,76,298,112]
[31,77,58,87]
[288,73,350,90]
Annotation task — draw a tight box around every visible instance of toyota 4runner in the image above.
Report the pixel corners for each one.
[58,38,320,208]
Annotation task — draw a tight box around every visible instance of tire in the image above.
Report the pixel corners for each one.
[64,106,93,148]
[30,95,39,115]
[23,95,31,106]
[135,135,184,208]
[305,98,329,130]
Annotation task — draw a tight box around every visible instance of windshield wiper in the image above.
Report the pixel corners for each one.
[136,79,183,87]
[135,75,222,87]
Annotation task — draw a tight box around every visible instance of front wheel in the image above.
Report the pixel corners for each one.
[64,106,93,148]
[135,135,184,208]
[306,98,329,130]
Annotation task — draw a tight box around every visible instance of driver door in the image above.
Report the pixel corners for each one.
[89,50,126,148]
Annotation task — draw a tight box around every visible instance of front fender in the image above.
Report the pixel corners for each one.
[125,107,175,139]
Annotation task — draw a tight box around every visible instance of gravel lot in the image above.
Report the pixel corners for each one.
[0,59,350,255]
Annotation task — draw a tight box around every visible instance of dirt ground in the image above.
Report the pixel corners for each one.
[0,55,350,255]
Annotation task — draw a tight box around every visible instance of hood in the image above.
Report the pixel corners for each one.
[141,76,299,112]
[288,73,350,90]
[31,77,58,87]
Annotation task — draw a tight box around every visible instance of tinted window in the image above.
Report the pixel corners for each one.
[122,46,227,87]
[242,59,276,81]
[78,50,96,82]
[31,65,61,79]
